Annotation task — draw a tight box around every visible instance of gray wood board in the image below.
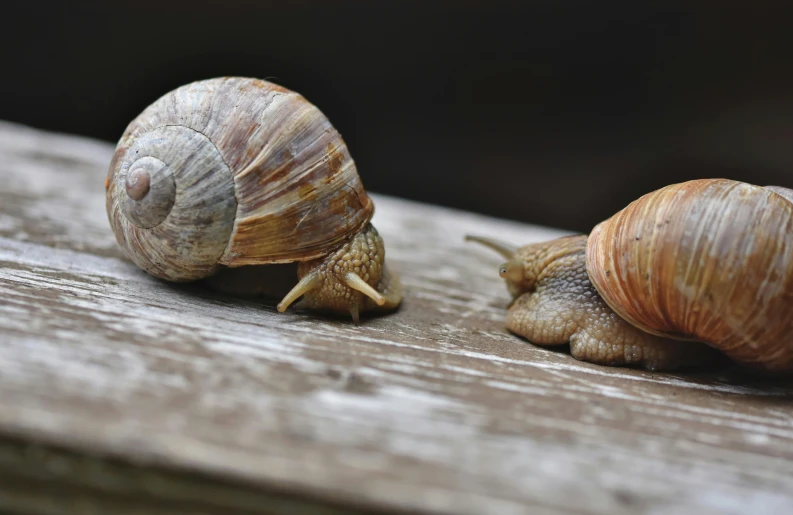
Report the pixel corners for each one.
[0,121,791,515]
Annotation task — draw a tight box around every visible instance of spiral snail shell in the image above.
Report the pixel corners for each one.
[106,77,401,321]
[469,179,793,374]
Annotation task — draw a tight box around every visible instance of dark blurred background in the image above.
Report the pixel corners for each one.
[3,1,793,232]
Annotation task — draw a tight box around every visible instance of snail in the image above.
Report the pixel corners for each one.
[468,179,793,374]
[105,77,401,322]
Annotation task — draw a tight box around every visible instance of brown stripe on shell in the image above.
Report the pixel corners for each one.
[218,82,373,264]
[586,179,793,373]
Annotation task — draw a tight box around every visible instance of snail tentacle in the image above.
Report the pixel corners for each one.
[344,273,386,306]
[465,235,517,259]
[277,273,322,313]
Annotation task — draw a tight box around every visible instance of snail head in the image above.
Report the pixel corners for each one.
[465,235,537,299]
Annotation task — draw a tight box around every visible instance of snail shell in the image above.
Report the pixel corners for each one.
[586,179,793,373]
[106,77,373,281]
[106,77,401,321]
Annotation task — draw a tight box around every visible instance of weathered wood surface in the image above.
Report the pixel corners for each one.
[0,120,792,515]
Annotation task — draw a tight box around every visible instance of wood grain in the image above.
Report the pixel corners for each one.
[0,120,792,515]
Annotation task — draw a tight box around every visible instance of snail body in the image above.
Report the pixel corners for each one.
[106,77,401,321]
[469,179,793,374]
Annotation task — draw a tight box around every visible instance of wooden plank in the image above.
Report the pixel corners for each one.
[0,120,792,515]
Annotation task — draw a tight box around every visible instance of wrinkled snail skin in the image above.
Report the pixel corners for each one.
[469,179,793,374]
[106,77,402,321]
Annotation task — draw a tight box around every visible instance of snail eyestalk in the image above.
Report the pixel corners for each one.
[467,234,532,298]
[499,260,525,283]
[464,235,517,260]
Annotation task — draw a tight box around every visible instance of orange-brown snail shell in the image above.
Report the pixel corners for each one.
[587,179,793,373]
